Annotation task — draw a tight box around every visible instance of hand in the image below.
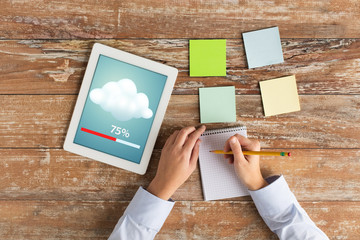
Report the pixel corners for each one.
[224,134,268,191]
[147,125,206,200]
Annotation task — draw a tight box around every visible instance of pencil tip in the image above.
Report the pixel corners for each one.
[288,152,291,157]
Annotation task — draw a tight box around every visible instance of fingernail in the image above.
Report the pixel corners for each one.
[230,137,236,144]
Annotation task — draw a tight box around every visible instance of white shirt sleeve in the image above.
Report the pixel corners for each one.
[249,175,329,240]
[108,187,175,240]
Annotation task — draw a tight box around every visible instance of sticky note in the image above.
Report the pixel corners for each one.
[189,39,226,77]
[259,75,301,116]
[199,86,236,123]
[242,27,284,68]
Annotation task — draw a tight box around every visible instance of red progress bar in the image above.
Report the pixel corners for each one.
[81,127,116,141]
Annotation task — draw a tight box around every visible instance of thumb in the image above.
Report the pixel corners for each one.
[189,139,201,170]
[229,136,247,164]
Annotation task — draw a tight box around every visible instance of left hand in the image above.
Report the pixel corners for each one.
[147,125,206,200]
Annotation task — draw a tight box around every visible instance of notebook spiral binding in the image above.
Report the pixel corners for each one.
[201,126,247,136]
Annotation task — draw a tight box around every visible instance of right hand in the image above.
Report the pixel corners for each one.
[223,134,268,191]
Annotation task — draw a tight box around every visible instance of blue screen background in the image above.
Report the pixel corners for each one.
[74,55,167,164]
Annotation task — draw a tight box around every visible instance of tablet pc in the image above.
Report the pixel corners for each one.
[64,43,178,175]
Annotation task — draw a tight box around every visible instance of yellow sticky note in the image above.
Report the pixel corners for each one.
[259,75,301,116]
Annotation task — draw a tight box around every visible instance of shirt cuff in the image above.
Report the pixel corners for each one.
[124,187,175,232]
[249,175,297,217]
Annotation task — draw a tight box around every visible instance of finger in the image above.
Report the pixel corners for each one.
[224,154,234,163]
[175,126,196,146]
[223,137,233,160]
[229,136,247,165]
[235,134,261,151]
[165,130,179,146]
[224,138,231,152]
[189,139,201,170]
[163,134,172,148]
[184,125,206,150]
[223,154,231,159]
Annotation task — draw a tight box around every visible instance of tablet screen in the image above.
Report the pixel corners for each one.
[74,55,167,164]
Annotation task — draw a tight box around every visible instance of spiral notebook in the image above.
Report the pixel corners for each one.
[199,126,249,201]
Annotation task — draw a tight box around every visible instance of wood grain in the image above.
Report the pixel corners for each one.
[1,0,359,238]
[1,149,359,202]
[0,39,359,94]
[0,200,359,239]
[0,95,359,149]
[1,0,360,39]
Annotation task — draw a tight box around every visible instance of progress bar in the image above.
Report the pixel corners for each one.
[81,127,140,149]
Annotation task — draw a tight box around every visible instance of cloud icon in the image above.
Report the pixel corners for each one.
[89,79,153,121]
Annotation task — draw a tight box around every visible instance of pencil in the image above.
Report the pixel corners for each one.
[210,150,291,157]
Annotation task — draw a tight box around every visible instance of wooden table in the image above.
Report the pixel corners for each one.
[1,1,360,239]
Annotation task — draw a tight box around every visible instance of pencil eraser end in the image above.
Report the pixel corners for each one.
[288,152,291,157]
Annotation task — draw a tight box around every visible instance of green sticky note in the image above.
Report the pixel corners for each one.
[199,86,236,123]
[190,39,226,77]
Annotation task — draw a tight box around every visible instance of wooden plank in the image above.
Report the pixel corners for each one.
[1,0,360,39]
[0,200,359,239]
[0,39,359,94]
[1,149,360,202]
[0,95,359,149]
[1,1,358,239]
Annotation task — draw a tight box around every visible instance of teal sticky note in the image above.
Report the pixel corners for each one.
[242,27,284,68]
[199,86,236,123]
[189,39,226,77]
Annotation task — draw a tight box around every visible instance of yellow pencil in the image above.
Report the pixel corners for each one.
[210,150,291,157]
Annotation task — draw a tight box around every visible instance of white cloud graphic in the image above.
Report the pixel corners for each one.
[89,79,153,121]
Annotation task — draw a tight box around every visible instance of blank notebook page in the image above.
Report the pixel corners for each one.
[199,126,249,201]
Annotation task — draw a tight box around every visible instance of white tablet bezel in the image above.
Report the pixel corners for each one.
[64,43,178,175]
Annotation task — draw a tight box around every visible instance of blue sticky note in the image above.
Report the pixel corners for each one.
[242,27,284,69]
